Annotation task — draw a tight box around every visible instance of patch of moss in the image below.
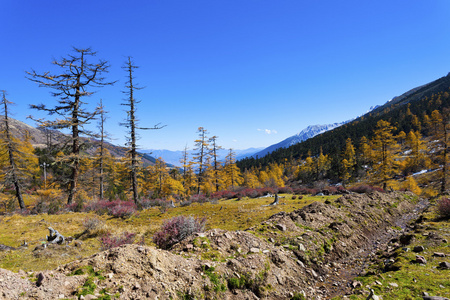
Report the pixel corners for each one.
[202,266,227,293]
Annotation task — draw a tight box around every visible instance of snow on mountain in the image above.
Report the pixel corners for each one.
[252,121,349,158]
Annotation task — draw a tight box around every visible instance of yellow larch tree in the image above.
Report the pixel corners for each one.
[404,131,430,174]
[243,168,261,189]
[370,120,400,190]
[223,149,243,190]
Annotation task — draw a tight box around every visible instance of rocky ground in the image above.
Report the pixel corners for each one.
[0,191,448,299]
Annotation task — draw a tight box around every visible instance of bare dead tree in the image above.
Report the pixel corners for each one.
[27,47,114,204]
[440,108,450,194]
[121,57,164,204]
[97,99,108,200]
[209,136,223,192]
[0,91,25,209]
[193,127,210,194]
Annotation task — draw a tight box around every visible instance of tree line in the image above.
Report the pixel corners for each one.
[2,48,450,212]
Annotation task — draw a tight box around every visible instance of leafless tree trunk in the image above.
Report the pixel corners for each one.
[441,109,450,194]
[121,57,164,204]
[27,47,114,204]
[1,91,25,209]
[98,99,107,200]
[193,127,209,194]
[209,136,223,192]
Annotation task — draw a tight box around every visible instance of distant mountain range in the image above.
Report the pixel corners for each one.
[140,148,264,166]
[251,122,349,159]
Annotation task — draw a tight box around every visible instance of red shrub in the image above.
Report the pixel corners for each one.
[278,186,293,194]
[437,197,450,219]
[211,190,237,200]
[349,185,385,194]
[153,215,206,250]
[84,200,136,218]
[99,231,136,250]
[325,186,338,194]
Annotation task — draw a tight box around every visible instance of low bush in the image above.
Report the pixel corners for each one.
[277,186,293,194]
[211,190,237,200]
[82,217,105,233]
[139,198,167,209]
[349,185,385,194]
[179,199,193,207]
[84,200,137,218]
[437,197,450,219]
[99,231,136,250]
[153,215,206,250]
[190,194,208,204]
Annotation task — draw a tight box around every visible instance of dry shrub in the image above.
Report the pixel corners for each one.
[436,197,450,219]
[82,216,107,237]
[99,231,136,250]
[153,215,206,250]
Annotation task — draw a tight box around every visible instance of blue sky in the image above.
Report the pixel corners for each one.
[2,1,450,151]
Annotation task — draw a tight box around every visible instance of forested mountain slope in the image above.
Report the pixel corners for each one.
[238,72,450,170]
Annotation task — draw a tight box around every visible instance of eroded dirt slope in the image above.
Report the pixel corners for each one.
[0,191,426,299]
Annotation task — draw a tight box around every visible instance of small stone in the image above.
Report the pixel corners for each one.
[415,255,427,264]
[249,247,260,253]
[184,244,193,251]
[374,280,382,285]
[84,295,98,300]
[351,281,362,288]
[433,252,446,257]
[276,224,286,231]
[268,238,275,243]
[202,262,213,270]
[59,295,65,299]
[307,269,318,278]
[389,282,398,287]
[298,243,306,251]
[422,295,450,300]
[36,273,44,287]
[413,245,425,253]
[438,261,450,270]
[262,250,270,254]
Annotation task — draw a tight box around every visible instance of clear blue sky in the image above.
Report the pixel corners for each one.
[2,1,450,151]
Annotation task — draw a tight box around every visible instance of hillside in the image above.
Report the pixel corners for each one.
[0,117,158,167]
[1,191,447,299]
[237,72,450,170]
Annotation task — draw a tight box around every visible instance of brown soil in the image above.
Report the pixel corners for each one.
[0,191,427,300]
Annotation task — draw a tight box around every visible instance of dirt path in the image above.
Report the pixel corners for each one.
[319,198,429,299]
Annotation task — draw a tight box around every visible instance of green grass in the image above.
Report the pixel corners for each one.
[0,194,337,272]
[340,208,450,300]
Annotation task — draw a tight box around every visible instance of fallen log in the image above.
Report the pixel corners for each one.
[46,227,65,244]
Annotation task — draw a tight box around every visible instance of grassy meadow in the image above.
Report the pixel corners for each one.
[0,194,338,272]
